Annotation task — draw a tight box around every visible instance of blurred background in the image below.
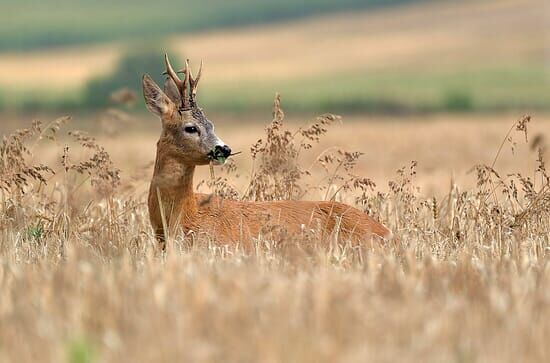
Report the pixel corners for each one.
[0,0,547,116]
[0,0,548,194]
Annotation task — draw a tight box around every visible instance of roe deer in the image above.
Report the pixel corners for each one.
[143,54,392,248]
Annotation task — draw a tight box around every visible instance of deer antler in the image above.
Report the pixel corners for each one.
[178,59,203,107]
[188,59,203,104]
[163,53,191,110]
[163,54,203,110]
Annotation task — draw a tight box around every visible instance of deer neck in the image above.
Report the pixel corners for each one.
[150,150,198,229]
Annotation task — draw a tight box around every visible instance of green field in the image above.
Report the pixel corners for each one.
[1,0,546,115]
[3,65,548,115]
[1,0,418,51]
[200,65,550,114]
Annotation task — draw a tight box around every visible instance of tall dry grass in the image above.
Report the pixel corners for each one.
[0,99,549,362]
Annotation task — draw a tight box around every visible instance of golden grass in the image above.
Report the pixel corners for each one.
[0,106,549,362]
[0,0,545,90]
[60,112,550,197]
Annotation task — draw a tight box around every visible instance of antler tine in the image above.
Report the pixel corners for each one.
[176,60,192,98]
[192,60,203,87]
[183,59,191,92]
[164,53,193,109]
[171,58,204,107]
[182,59,202,102]
[163,53,183,90]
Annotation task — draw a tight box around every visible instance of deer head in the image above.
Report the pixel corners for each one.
[142,54,231,166]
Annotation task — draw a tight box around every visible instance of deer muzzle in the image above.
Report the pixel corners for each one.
[208,144,232,164]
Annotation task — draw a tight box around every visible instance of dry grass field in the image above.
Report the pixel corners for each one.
[0,1,548,361]
[0,103,549,362]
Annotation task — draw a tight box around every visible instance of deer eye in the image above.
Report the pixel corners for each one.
[184,126,198,134]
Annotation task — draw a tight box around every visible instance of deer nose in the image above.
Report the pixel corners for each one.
[215,144,232,158]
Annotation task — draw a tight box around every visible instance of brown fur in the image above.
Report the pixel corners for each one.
[142,65,391,248]
[147,142,392,248]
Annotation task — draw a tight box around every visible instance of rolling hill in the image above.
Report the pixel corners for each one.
[0,0,546,113]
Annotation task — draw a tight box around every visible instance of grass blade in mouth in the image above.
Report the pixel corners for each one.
[209,161,215,180]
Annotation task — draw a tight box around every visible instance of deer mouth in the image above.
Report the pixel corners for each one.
[207,148,228,165]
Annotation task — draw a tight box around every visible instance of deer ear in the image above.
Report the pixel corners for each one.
[142,74,175,117]
[164,77,182,105]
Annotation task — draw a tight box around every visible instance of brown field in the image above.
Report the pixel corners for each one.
[0,0,545,91]
[1,0,548,361]
[0,108,549,362]
[20,111,550,196]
